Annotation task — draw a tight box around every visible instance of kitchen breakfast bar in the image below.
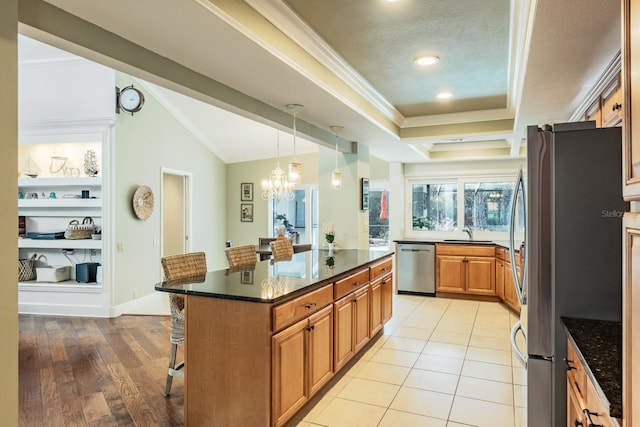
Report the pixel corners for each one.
[155,249,394,426]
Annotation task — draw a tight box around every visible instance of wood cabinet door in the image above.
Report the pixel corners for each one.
[623,0,640,199]
[334,294,355,371]
[602,75,623,127]
[623,213,640,427]
[495,259,505,300]
[369,280,383,336]
[586,98,602,127]
[465,256,495,295]
[353,286,370,353]
[567,379,585,427]
[381,274,393,324]
[504,262,521,312]
[436,255,466,293]
[272,318,308,426]
[307,305,334,397]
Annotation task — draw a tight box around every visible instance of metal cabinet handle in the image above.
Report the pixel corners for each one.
[353,281,360,286]
[613,103,622,111]
[564,358,577,371]
[574,419,583,427]
[306,325,315,331]
[304,302,317,309]
[582,409,602,427]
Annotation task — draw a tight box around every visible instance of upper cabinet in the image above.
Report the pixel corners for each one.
[623,0,640,200]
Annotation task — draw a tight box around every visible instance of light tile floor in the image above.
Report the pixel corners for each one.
[286,294,528,427]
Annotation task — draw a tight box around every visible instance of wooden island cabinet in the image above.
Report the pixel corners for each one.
[156,249,394,427]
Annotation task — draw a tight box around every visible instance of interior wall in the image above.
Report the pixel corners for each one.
[114,73,227,305]
[370,155,389,180]
[0,0,19,422]
[226,152,317,247]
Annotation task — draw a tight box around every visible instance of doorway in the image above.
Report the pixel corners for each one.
[162,169,192,257]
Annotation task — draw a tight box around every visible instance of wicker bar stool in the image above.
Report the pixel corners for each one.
[270,239,294,260]
[160,251,207,396]
[224,244,258,268]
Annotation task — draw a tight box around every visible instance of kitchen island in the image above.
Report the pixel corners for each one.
[155,249,394,426]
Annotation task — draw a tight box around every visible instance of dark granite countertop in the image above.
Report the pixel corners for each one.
[393,239,522,251]
[155,249,393,304]
[562,316,622,419]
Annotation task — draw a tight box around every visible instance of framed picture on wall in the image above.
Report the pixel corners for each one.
[241,182,253,201]
[241,203,254,222]
[361,178,370,210]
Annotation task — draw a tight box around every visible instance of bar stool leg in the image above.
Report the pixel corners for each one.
[165,343,178,396]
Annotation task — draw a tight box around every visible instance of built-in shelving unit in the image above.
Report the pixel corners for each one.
[18,176,104,306]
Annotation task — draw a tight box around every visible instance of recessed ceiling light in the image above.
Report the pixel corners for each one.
[437,92,453,99]
[413,55,440,66]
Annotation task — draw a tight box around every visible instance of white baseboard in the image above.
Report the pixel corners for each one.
[110,291,170,317]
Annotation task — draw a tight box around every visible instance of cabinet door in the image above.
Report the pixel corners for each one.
[381,274,393,324]
[334,294,354,371]
[353,286,370,353]
[495,259,505,300]
[623,0,640,199]
[369,280,383,336]
[586,98,602,128]
[465,256,495,295]
[436,255,466,293]
[272,318,308,426]
[624,213,640,427]
[567,379,585,427]
[602,75,623,127]
[307,305,334,397]
[504,262,521,312]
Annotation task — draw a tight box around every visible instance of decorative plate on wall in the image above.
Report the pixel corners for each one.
[132,185,154,220]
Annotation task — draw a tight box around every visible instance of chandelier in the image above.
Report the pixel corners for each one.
[286,104,304,183]
[329,126,343,190]
[262,131,295,201]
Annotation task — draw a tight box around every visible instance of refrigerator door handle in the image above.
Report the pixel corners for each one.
[509,167,527,305]
[510,321,527,368]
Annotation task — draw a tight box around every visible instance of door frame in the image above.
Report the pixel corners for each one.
[160,167,193,256]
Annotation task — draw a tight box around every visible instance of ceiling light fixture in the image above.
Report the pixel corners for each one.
[413,55,440,66]
[329,126,344,190]
[437,91,453,99]
[286,103,304,184]
[261,130,295,202]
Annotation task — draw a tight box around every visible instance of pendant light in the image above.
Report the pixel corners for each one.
[329,126,344,190]
[261,130,295,201]
[286,104,304,183]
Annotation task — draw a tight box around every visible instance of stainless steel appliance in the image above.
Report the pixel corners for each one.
[397,243,435,296]
[509,122,626,427]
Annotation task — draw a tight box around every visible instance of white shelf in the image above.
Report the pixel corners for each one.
[18,238,102,249]
[19,199,101,208]
[18,177,102,187]
[19,281,102,292]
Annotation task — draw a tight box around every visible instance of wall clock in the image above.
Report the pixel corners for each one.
[132,185,154,220]
[117,85,145,115]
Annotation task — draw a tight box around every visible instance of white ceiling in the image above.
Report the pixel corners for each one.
[25,0,621,164]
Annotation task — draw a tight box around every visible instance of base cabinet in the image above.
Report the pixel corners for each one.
[436,244,495,296]
[381,273,393,323]
[273,305,334,426]
[334,285,370,371]
[503,262,521,312]
[370,280,382,335]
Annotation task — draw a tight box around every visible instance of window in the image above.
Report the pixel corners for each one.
[411,183,457,231]
[368,187,389,248]
[464,182,514,232]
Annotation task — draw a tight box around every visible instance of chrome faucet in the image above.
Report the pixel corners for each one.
[463,227,474,241]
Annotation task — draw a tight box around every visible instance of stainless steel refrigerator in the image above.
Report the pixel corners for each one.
[509,122,625,427]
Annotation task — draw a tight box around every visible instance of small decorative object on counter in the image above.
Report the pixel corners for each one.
[84,149,99,176]
[325,231,335,252]
[64,217,95,240]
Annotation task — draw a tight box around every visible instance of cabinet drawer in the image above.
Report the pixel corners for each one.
[567,339,587,396]
[334,269,369,300]
[370,257,392,280]
[436,244,495,257]
[273,285,333,332]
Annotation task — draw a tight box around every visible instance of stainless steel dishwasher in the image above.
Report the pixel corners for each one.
[397,243,435,296]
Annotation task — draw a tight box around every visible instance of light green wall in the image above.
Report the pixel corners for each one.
[226,153,318,246]
[370,155,389,180]
[0,0,19,422]
[113,73,228,305]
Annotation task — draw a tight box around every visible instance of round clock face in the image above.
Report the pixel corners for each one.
[119,86,144,113]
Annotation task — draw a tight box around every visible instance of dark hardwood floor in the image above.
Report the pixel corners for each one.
[19,314,184,426]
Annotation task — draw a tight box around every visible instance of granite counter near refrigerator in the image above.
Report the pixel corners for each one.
[562,316,622,422]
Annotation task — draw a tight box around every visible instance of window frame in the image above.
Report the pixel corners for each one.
[405,175,519,241]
